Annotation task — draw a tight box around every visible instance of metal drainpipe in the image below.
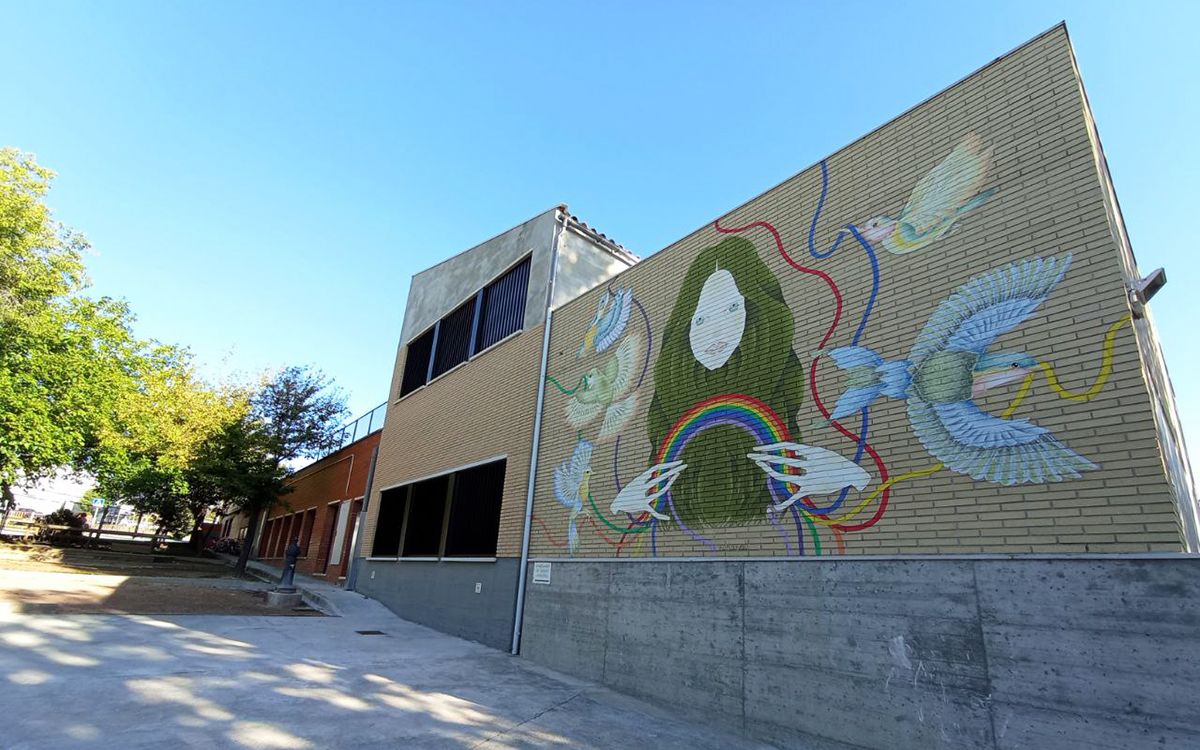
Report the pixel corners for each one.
[511,208,567,655]
[344,443,379,591]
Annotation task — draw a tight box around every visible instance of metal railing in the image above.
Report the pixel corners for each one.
[333,402,387,450]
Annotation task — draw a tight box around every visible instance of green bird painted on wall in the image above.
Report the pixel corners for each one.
[859,133,996,255]
[565,333,640,438]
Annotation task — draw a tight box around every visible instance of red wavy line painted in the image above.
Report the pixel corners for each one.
[714,217,890,534]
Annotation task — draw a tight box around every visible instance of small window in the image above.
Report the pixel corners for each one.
[444,460,506,557]
[431,300,475,379]
[401,475,450,557]
[399,328,434,397]
[371,487,408,557]
[478,258,530,351]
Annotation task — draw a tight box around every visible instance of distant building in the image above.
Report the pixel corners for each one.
[221,403,386,580]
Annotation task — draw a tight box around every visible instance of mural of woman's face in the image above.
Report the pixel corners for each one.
[689,268,746,370]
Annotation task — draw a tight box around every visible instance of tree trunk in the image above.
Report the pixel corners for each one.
[234,505,262,575]
[91,503,110,547]
[0,482,14,536]
[189,501,214,553]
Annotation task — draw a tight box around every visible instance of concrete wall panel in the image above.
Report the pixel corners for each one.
[357,559,520,650]
[521,557,1200,749]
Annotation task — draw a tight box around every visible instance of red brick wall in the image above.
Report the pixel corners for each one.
[259,431,380,580]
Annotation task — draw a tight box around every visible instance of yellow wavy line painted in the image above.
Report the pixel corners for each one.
[803,372,1035,527]
[1038,315,1131,401]
[805,315,1131,527]
[623,316,1131,546]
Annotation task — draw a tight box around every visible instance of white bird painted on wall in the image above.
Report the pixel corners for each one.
[578,288,633,357]
[553,438,594,552]
[566,333,640,438]
[859,133,996,255]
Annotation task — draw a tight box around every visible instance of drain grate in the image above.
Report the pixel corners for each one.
[356,630,386,635]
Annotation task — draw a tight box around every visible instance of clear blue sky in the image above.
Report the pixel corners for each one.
[3,2,1198,454]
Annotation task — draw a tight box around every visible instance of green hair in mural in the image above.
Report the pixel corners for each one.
[646,236,805,528]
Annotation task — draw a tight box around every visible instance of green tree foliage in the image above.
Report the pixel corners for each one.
[91,346,249,542]
[1,148,350,563]
[228,366,348,573]
[0,147,141,515]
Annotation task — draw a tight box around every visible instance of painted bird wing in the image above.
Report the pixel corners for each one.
[566,395,604,428]
[900,133,993,236]
[553,440,593,510]
[553,463,579,509]
[908,399,1097,484]
[910,253,1072,367]
[599,393,638,438]
[594,288,632,353]
[609,332,641,396]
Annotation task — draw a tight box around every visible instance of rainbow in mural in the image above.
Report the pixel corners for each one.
[653,393,795,512]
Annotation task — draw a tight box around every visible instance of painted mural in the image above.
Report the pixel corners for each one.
[859,133,996,255]
[535,131,1133,558]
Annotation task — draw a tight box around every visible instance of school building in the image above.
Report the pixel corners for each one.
[267,24,1200,750]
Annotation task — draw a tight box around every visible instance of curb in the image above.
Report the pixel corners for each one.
[213,553,343,616]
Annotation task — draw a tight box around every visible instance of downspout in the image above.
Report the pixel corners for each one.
[344,443,379,591]
[511,208,567,655]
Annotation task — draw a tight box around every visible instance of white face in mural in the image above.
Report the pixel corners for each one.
[689,268,746,370]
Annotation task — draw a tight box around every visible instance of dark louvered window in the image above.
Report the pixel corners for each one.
[371,486,408,557]
[397,256,530,398]
[401,475,450,558]
[443,460,506,557]
[378,460,505,559]
[431,299,475,379]
[478,258,530,351]
[399,328,434,397]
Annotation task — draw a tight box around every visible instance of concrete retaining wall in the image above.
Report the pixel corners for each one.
[358,558,519,650]
[519,556,1200,749]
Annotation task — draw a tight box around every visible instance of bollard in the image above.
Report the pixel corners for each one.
[266,538,304,608]
[278,539,301,593]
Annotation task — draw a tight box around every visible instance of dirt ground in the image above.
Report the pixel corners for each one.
[0,544,321,617]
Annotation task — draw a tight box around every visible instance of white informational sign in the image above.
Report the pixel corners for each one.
[532,561,552,585]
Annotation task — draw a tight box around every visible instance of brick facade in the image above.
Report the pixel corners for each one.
[259,430,380,580]
[528,26,1189,559]
[360,325,543,560]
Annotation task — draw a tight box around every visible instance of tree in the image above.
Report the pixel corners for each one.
[228,366,348,574]
[91,346,249,546]
[0,148,141,515]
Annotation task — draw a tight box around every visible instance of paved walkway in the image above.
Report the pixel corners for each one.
[0,572,775,749]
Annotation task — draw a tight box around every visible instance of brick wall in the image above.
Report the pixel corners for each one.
[260,431,380,579]
[361,325,543,560]
[528,26,1185,559]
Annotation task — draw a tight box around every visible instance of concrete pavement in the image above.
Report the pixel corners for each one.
[0,573,776,749]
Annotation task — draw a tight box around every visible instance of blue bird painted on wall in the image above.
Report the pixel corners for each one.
[577,288,632,357]
[553,438,594,552]
[859,133,996,255]
[824,253,1098,485]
